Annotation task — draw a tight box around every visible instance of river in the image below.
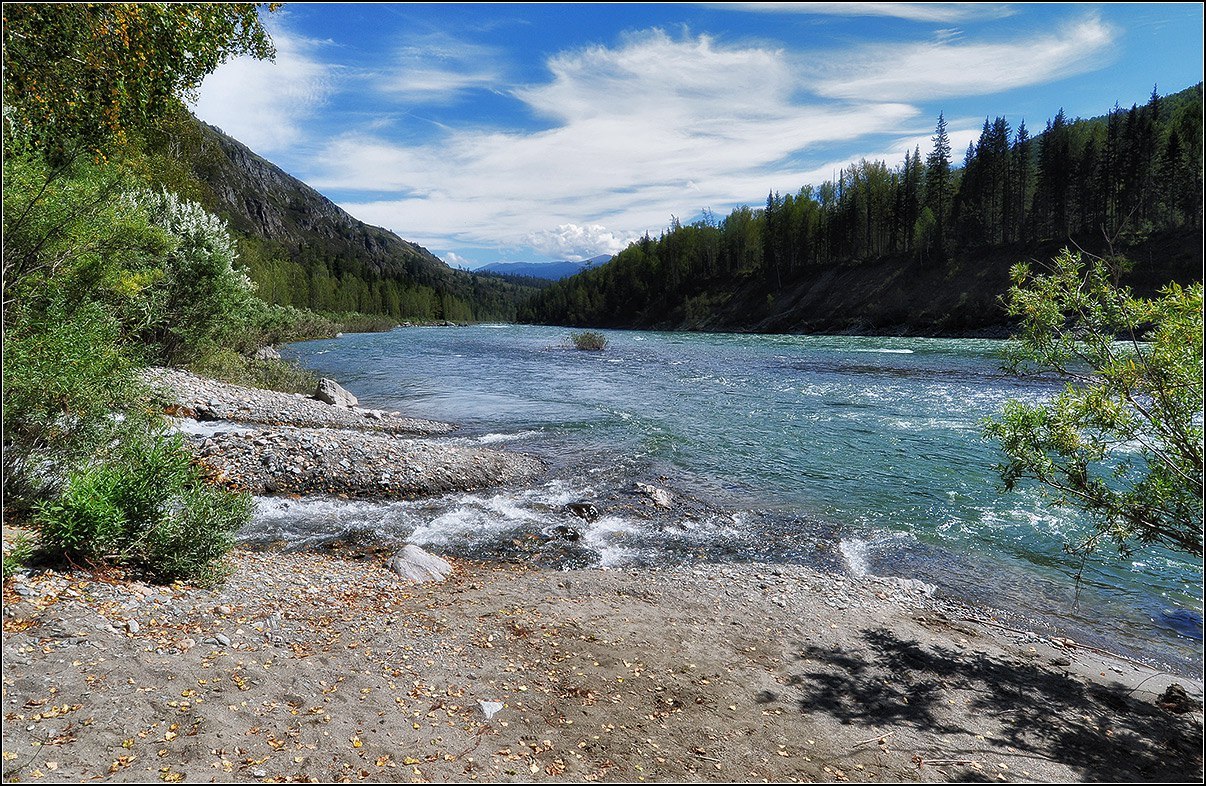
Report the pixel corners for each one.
[252,324,1201,674]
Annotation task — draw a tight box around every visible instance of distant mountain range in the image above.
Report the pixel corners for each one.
[475,255,612,281]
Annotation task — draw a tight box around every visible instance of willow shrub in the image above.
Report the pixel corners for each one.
[570,331,608,351]
[984,249,1204,558]
[35,428,251,584]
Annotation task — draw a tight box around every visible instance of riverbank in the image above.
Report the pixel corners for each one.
[2,368,1202,783]
[3,545,1202,783]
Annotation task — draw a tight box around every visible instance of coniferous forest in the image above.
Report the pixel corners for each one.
[520,85,1203,333]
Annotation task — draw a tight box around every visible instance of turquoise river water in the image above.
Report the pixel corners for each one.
[259,324,1201,674]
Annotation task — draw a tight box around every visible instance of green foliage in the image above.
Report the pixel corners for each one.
[3,1,280,585]
[570,331,608,351]
[35,429,251,583]
[983,249,1204,557]
[2,153,172,318]
[3,534,37,580]
[189,349,318,395]
[133,189,258,364]
[3,2,276,161]
[2,297,144,507]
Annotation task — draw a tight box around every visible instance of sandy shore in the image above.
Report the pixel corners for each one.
[3,370,1202,783]
[2,548,1202,783]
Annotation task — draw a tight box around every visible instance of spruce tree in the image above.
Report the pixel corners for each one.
[924,113,953,258]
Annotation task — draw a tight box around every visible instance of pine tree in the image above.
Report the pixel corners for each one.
[1036,108,1072,239]
[923,113,953,258]
[1011,121,1033,243]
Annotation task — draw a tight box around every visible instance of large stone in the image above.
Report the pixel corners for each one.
[387,544,452,583]
[314,378,358,408]
[565,501,599,521]
[634,482,673,509]
[253,346,282,361]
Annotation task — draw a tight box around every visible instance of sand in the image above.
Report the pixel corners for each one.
[2,544,1202,784]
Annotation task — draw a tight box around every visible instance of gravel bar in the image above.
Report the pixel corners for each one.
[143,366,456,436]
[144,367,545,499]
[194,425,545,499]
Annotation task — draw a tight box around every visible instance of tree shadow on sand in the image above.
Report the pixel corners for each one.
[784,627,1202,782]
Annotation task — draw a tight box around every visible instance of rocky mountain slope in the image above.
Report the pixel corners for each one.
[147,108,534,321]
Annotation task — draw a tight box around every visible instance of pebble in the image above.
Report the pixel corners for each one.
[126,619,140,634]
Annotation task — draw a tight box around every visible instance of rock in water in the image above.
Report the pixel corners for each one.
[388,544,452,583]
[565,501,599,521]
[314,378,358,408]
[634,482,673,509]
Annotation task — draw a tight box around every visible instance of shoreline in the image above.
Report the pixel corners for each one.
[3,548,1202,783]
[3,368,1202,783]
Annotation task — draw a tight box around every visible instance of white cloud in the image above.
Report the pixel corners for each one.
[526,224,637,261]
[376,33,507,104]
[313,30,918,250]
[704,3,1015,23]
[441,251,475,269]
[808,16,1116,101]
[190,22,334,153]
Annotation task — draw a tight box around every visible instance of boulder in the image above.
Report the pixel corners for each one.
[314,378,358,408]
[253,346,282,361]
[565,501,599,521]
[548,523,582,542]
[387,544,452,583]
[634,482,673,509]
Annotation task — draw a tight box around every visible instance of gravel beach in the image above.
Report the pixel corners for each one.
[2,370,1202,783]
[2,550,1202,783]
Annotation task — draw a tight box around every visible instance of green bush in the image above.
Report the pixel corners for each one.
[189,347,318,394]
[134,189,259,364]
[2,297,147,508]
[2,154,172,318]
[3,534,37,580]
[35,429,251,584]
[570,331,608,351]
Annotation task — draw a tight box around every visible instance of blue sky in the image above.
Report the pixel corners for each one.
[191,2,1204,269]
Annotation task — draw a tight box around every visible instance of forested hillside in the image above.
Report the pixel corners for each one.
[521,85,1203,335]
[134,106,537,323]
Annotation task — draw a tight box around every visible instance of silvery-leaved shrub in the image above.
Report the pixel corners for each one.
[130,189,258,364]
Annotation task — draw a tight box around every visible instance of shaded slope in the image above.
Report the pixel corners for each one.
[143,108,536,321]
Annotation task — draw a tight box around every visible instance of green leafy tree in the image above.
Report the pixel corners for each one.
[983,249,1203,557]
[3,2,276,160]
